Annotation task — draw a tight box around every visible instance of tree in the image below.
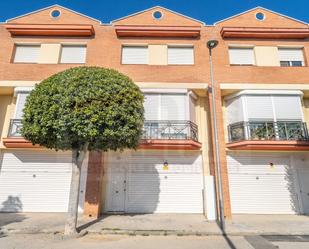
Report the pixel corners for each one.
[21,67,144,235]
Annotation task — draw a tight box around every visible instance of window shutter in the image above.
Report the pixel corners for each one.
[60,45,86,63]
[246,95,274,121]
[122,46,148,64]
[14,45,40,63]
[189,95,196,123]
[273,95,303,120]
[144,94,160,120]
[226,96,244,124]
[228,48,255,65]
[161,94,186,120]
[278,48,304,63]
[167,47,194,65]
[15,93,29,119]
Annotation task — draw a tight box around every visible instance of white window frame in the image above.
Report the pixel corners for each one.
[13,44,41,64]
[60,44,87,64]
[167,45,194,65]
[225,90,304,123]
[121,45,149,65]
[143,90,190,121]
[278,47,305,67]
[228,47,255,66]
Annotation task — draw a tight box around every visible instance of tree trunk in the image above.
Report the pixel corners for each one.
[64,144,88,235]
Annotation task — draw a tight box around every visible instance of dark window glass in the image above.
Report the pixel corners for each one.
[291,61,303,67]
[280,61,290,67]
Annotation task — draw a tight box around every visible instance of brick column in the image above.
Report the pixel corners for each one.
[83,151,104,218]
[208,86,232,219]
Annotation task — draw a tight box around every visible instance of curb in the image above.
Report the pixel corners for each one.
[2,228,309,237]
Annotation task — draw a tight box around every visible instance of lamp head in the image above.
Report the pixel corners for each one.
[207,40,219,50]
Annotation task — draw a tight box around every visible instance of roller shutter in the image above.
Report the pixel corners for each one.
[0,150,87,212]
[104,151,203,213]
[227,152,300,214]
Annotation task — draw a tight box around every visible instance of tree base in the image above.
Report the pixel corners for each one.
[63,229,88,239]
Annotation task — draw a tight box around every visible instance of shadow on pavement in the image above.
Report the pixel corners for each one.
[77,216,104,232]
[216,220,237,249]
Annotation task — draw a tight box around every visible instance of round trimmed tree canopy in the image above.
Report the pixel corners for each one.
[22,67,144,151]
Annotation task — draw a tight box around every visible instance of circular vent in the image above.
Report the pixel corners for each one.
[51,10,61,18]
[255,12,265,21]
[153,11,163,20]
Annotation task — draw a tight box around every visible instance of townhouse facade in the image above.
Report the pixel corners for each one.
[0,5,309,219]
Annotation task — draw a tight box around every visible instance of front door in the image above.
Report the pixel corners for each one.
[108,163,126,212]
[297,167,309,214]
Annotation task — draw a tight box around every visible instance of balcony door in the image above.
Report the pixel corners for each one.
[144,93,188,121]
[143,93,190,139]
[226,91,305,142]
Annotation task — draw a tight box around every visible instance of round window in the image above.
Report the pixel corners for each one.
[255,12,265,21]
[51,10,61,18]
[153,11,163,20]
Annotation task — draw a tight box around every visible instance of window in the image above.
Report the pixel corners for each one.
[226,92,303,124]
[226,91,306,141]
[278,48,304,67]
[60,45,87,64]
[228,47,255,65]
[13,45,40,63]
[15,92,30,119]
[144,93,187,120]
[121,46,148,64]
[167,46,194,65]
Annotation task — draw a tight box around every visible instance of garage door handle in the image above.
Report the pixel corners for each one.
[115,191,119,193]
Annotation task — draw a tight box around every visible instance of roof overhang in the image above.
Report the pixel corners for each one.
[5,24,95,37]
[115,25,200,38]
[221,27,309,39]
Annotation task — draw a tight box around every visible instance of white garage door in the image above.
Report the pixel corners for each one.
[227,152,300,214]
[0,150,87,212]
[104,151,203,213]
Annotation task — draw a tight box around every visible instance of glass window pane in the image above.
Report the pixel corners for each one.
[291,61,303,67]
[280,61,290,67]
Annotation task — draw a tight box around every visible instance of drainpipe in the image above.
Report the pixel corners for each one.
[207,40,226,233]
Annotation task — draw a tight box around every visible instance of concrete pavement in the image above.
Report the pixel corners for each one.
[1,213,309,236]
[2,233,309,249]
[0,234,255,249]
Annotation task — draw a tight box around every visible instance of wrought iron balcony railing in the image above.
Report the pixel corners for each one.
[8,119,199,142]
[228,121,309,142]
[8,119,23,137]
[142,120,199,141]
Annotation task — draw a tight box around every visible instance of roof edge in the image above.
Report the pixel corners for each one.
[214,6,308,26]
[111,5,205,25]
[5,4,102,24]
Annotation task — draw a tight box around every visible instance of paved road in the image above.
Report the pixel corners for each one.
[1,233,309,249]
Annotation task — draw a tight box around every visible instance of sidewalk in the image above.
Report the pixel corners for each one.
[1,213,309,236]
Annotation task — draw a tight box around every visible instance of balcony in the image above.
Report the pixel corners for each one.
[142,120,198,141]
[227,121,309,151]
[3,119,202,150]
[140,120,201,150]
[3,119,38,148]
[8,119,23,137]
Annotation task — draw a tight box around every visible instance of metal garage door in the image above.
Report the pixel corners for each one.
[0,150,87,212]
[227,152,300,214]
[104,151,203,213]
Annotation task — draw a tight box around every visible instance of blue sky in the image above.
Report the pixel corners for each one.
[0,0,308,24]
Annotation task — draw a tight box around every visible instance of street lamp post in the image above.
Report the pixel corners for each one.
[207,40,226,233]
